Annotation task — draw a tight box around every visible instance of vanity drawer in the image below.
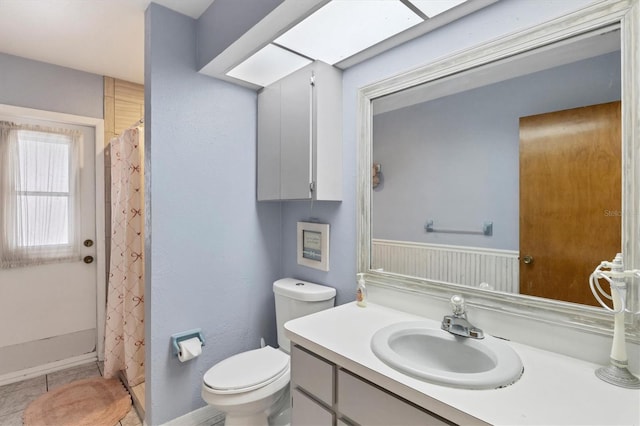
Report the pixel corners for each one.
[292,388,334,426]
[337,369,452,426]
[291,345,335,406]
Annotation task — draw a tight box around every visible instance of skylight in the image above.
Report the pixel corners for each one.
[410,0,468,18]
[226,44,312,88]
[274,0,423,66]
[226,0,470,87]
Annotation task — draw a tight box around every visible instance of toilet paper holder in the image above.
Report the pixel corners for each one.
[171,328,205,356]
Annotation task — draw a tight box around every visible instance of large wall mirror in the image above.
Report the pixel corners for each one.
[357,0,639,339]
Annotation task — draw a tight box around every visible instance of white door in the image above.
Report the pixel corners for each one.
[0,106,104,381]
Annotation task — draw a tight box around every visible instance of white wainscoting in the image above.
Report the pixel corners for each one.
[372,239,520,294]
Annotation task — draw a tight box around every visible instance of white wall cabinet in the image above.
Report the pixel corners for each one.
[257,61,342,201]
[291,344,454,426]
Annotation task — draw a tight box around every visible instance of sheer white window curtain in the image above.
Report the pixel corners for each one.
[0,121,82,268]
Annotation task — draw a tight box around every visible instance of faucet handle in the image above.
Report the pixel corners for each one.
[450,295,466,316]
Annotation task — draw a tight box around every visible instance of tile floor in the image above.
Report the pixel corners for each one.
[0,362,142,426]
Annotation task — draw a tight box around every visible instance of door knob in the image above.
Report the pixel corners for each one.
[83,255,94,264]
[522,255,534,264]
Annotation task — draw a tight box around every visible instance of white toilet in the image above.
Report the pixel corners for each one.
[201,278,336,426]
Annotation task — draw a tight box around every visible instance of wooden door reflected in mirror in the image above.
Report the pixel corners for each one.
[519,101,621,306]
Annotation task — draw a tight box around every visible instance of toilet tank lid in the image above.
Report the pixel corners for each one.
[273,278,336,302]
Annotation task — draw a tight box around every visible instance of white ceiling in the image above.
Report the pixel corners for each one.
[0,0,215,84]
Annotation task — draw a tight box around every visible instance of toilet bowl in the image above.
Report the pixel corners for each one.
[202,346,290,426]
[201,278,336,426]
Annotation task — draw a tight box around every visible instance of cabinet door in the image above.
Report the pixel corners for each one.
[292,388,334,426]
[279,67,312,199]
[257,83,281,201]
[291,345,334,405]
[338,369,452,426]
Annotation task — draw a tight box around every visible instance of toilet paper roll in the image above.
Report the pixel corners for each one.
[178,337,202,362]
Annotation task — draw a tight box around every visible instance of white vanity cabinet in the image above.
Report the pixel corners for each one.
[337,370,451,426]
[290,345,454,426]
[290,345,335,425]
[257,61,342,201]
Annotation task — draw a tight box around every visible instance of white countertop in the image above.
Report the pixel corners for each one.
[285,302,640,425]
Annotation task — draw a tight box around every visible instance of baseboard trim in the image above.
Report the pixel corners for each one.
[161,405,225,426]
[0,352,97,386]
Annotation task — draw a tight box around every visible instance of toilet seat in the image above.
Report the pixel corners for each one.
[203,346,289,395]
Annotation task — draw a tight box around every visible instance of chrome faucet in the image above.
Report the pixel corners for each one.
[441,295,484,339]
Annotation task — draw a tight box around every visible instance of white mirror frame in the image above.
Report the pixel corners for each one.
[357,0,640,341]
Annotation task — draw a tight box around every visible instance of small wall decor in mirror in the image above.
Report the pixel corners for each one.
[357,0,639,339]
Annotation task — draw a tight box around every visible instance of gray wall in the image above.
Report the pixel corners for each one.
[336,0,594,272]
[280,0,598,296]
[144,0,602,423]
[280,200,354,305]
[372,52,621,250]
[0,52,103,118]
[145,4,282,424]
[196,0,284,70]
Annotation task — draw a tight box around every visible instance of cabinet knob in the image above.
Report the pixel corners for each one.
[522,255,534,264]
[83,255,94,264]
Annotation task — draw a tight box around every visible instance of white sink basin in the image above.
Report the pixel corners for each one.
[371,321,523,389]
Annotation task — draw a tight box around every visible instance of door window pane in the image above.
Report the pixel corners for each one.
[17,131,70,193]
[1,121,81,268]
[16,130,73,248]
[18,195,70,246]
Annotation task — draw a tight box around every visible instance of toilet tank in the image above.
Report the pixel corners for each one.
[273,278,336,353]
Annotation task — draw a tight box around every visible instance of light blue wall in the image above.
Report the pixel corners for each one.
[280,0,598,299]
[0,52,103,118]
[372,52,621,250]
[196,0,284,70]
[145,4,282,424]
[145,0,603,423]
[281,200,354,305]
